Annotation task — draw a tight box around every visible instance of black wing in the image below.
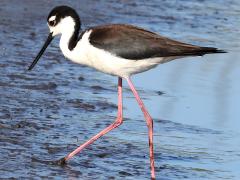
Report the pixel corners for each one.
[89,24,225,60]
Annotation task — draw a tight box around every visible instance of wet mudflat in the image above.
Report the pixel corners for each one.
[0,0,240,179]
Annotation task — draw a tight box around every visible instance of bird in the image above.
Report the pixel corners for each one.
[28,5,226,179]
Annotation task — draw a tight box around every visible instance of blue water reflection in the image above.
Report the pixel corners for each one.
[0,0,239,179]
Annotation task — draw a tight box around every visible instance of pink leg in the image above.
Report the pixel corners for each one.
[61,77,123,163]
[126,77,156,180]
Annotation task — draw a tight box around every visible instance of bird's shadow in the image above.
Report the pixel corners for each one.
[31,156,67,166]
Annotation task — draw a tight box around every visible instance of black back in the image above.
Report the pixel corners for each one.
[89,24,225,60]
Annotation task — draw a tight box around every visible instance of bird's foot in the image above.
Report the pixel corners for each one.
[55,157,67,166]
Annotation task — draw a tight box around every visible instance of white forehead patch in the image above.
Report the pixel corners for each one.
[49,16,56,21]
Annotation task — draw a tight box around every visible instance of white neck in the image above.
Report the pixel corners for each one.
[59,17,76,57]
[60,31,73,54]
[60,30,93,67]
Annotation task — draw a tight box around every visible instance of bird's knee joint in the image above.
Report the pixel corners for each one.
[114,119,123,127]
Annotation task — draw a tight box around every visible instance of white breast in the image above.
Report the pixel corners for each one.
[60,30,175,78]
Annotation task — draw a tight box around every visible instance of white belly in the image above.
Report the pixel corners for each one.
[60,30,176,78]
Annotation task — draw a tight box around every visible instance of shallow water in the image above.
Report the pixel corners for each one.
[0,0,240,179]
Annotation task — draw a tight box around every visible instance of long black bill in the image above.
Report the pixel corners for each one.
[28,33,54,70]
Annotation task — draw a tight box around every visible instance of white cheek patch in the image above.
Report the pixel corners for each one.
[49,15,56,21]
[48,16,75,37]
[51,26,61,36]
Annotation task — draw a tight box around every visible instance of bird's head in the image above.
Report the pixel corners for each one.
[28,6,81,70]
[47,6,81,37]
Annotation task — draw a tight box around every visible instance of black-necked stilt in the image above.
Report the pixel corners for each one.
[28,6,226,179]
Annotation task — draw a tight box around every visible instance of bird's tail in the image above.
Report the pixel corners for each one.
[197,47,227,56]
